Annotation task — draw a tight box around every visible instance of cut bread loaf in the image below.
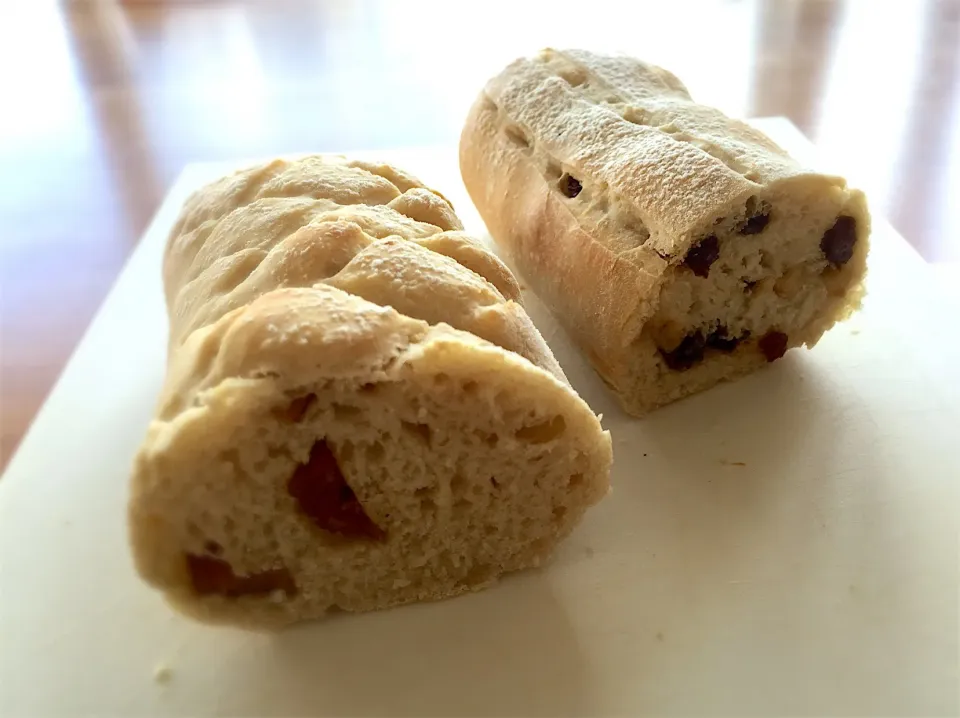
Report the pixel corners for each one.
[129,155,612,629]
[460,48,870,415]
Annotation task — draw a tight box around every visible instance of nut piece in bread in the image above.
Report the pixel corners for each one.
[460,48,870,415]
[129,155,612,629]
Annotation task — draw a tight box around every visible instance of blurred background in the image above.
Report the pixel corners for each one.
[0,0,958,470]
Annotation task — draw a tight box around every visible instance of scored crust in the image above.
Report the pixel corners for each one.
[460,48,869,415]
[129,155,612,628]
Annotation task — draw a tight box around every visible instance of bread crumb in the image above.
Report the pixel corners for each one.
[154,665,173,684]
[850,329,861,335]
[721,460,746,467]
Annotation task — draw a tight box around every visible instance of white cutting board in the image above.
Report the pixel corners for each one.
[1,119,957,717]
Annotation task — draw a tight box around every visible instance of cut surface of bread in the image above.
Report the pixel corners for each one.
[459,48,870,415]
[130,155,611,629]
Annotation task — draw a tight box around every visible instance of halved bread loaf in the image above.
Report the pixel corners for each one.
[460,48,870,415]
[129,156,611,629]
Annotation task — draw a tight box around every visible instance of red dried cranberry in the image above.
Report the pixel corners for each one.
[683,235,720,278]
[820,216,857,265]
[660,331,706,370]
[758,331,788,362]
[740,212,770,235]
[186,555,296,597]
[559,173,582,198]
[288,440,385,540]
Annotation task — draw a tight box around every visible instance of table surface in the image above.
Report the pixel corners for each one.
[1,0,959,472]
[0,118,958,717]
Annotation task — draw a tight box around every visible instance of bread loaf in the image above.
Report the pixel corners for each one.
[129,155,611,629]
[460,49,870,415]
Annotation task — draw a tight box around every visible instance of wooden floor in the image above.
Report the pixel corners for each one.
[1,0,958,471]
